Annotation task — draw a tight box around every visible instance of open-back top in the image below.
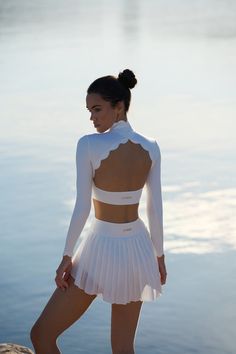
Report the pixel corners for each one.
[62,119,164,258]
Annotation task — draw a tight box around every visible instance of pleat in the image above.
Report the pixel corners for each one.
[133,237,145,296]
[113,238,122,301]
[127,238,136,300]
[90,234,105,293]
[96,236,111,293]
[125,239,132,300]
[71,235,90,280]
[83,233,101,292]
[73,238,90,290]
[102,238,113,301]
[108,238,117,301]
[109,238,117,301]
[91,233,109,293]
[130,239,137,299]
[75,232,100,294]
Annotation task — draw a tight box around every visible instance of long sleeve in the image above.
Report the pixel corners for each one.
[62,135,93,257]
[145,141,164,257]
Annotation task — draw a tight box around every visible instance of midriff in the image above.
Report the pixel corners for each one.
[93,199,139,223]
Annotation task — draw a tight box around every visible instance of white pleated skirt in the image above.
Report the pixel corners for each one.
[70,217,162,304]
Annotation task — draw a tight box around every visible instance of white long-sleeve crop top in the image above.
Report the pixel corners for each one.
[62,120,164,258]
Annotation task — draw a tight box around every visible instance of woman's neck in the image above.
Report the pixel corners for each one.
[116,115,127,122]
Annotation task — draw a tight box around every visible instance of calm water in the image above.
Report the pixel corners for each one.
[0,1,236,353]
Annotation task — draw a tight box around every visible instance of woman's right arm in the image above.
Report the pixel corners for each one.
[55,135,93,290]
[62,135,93,257]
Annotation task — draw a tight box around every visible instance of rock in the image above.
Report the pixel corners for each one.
[0,343,34,353]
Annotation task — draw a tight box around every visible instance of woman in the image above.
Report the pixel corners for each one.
[30,69,167,354]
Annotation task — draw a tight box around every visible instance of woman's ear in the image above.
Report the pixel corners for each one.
[116,100,125,114]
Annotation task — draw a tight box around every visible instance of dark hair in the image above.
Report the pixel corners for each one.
[87,69,137,112]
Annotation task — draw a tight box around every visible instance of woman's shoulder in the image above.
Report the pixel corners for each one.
[132,130,161,158]
[80,131,119,146]
[133,129,158,145]
[76,132,115,157]
[77,132,103,145]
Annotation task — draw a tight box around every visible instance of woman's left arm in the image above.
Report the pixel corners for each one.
[145,141,167,285]
[145,141,164,258]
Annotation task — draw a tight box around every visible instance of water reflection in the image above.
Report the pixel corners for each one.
[164,186,236,254]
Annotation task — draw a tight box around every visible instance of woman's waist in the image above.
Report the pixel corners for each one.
[93,200,139,223]
[91,216,147,237]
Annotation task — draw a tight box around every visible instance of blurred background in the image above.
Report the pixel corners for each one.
[0,1,235,353]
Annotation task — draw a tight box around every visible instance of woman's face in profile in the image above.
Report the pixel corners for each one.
[86,93,122,133]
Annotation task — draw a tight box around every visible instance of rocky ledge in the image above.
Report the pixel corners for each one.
[0,343,34,353]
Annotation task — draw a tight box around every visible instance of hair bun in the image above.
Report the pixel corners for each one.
[118,69,137,89]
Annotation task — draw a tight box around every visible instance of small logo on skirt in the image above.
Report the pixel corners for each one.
[123,228,132,231]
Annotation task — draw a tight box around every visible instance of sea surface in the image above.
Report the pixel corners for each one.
[0,1,236,353]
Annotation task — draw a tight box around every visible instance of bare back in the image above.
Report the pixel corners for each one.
[93,140,152,223]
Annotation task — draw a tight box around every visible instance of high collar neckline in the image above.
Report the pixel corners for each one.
[109,119,133,134]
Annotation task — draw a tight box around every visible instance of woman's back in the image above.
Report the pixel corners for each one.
[87,120,157,223]
[94,140,152,191]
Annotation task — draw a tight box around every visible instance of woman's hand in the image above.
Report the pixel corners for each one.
[157,255,167,285]
[55,256,73,291]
